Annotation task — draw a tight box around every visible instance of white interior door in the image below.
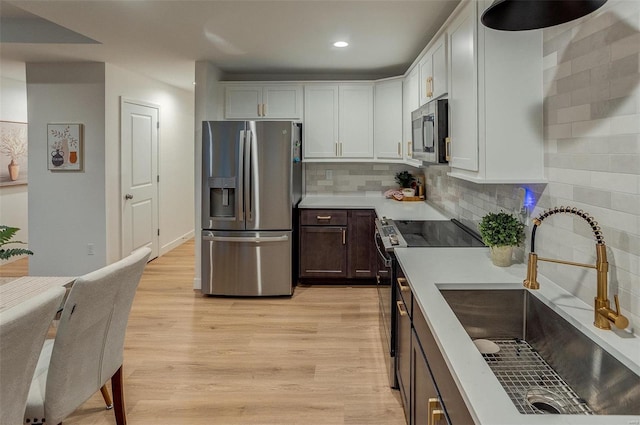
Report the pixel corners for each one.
[121,99,159,260]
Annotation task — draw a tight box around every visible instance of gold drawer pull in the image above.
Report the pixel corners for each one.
[396,300,407,316]
[316,215,332,220]
[397,277,409,292]
[428,398,442,425]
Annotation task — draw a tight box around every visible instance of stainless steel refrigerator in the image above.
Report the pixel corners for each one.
[201,121,302,296]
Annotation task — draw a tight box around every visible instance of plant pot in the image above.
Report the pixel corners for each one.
[8,159,19,181]
[490,245,513,267]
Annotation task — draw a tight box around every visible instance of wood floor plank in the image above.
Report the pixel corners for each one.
[0,240,405,424]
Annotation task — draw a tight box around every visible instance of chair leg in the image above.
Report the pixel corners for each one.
[100,384,114,409]
[111,365,127,425]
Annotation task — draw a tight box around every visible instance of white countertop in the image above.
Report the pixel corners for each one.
[299,195,449,221]
[395,247,640,425]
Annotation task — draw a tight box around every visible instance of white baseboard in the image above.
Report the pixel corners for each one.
[160,230,194,256]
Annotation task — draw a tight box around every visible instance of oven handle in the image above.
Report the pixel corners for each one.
[375,230,392,268]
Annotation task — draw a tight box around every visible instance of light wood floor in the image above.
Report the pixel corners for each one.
[1,241,406,425]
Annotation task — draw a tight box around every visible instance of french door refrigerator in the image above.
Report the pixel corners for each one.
[201,121,302,296]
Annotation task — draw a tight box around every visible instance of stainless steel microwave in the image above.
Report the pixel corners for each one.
[411,98,449,163]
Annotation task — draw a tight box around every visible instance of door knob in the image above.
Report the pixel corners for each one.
[125,194,133,200]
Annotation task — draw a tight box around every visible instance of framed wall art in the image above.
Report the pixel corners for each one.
[47,123,83,171]
[0,121,28,186]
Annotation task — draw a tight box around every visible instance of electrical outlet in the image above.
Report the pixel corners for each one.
[87,243,95,255]
[325,169,333,180]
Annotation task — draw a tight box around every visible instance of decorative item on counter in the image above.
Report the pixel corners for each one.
[478,211,524,267]
[394,170,415,189]
[0,225,33,260]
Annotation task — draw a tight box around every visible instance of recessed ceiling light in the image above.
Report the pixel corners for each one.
[333,41,349,48]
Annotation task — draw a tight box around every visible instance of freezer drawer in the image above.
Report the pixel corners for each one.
[202,230,292,296]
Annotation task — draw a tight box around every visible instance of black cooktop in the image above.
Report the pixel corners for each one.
[394,219,485,247]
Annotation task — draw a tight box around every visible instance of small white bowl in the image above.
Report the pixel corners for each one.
[401,188,415,197]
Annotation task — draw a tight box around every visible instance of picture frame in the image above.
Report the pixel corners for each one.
[0,120,28,187]
[47,123,83,171]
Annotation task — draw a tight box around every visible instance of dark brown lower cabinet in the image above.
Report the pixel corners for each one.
[412,330,446,425]
[395,264,474,425]
[298,209,376,281]
[299,225,347,278]
[347,210,376,278]
[396,282,412,418]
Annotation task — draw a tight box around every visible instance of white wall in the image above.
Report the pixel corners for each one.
[26,62,107,275]
[104,64,195,263]
[193,61,223,290]
[0,60,29,265]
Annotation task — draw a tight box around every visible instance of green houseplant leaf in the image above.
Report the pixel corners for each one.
[0,225,33,260]
[478,212,525,247]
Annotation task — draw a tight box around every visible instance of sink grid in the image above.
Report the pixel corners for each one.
[482,338,593,415]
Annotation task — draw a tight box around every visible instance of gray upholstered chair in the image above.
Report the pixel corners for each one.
[24,247,151,425]
[0,286,66,425]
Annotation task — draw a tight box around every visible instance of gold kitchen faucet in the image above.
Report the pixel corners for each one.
[523,206,629,330]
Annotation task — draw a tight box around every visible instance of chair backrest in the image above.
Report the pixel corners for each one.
[0,286,65,425]
[43,247,151,423]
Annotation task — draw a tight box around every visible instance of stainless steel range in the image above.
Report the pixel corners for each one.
[374,217,484,387]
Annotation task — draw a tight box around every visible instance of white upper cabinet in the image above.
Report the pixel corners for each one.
[447,0,545,183]
[419,35,448,106]
[224,84,302,119]
[402,67,422,167]
[374,78,403,160]
[304,83,374,161]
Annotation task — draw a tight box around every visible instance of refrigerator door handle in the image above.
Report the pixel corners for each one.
[245,127,255,224]
[203,235,289,243]
[237,129,245,222]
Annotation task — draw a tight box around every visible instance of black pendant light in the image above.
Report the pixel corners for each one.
[481,0,608,31]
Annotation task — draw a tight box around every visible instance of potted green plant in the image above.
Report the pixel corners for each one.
[478,211,524,267]
[0,225,33,260]
[395,171,416,197]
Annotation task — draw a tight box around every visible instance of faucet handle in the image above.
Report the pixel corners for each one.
[612,295,629,329]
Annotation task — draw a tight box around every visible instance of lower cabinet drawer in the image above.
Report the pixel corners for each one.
[300,209,348,226]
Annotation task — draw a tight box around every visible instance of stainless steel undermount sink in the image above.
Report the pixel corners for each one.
[439,289,640,416]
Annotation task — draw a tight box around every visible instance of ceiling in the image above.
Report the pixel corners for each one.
[1,0,461,91]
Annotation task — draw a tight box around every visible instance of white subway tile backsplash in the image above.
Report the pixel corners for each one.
[558,104,591,123]
[543,51,558,70]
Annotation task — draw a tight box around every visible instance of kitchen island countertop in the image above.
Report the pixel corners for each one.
[299,195,449,221]
[394,247,640,425]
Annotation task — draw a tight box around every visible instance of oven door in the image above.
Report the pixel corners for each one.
[375,229,397,388]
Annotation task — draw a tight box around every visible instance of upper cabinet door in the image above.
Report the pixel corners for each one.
[448,3,479,172]
[418,54,433,107]
[225,84,302,120]
[374,78,403,160]
[304,84,339,159]
[339,84,374,159]
[418,34,447,106]
[262,85,302,119]
[431,37,447,100]
[225,85,263,119]
[403,67,421,166]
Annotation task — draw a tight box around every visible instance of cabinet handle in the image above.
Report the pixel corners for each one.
[335,142,339,157]
[342,228,346,245]
[396,300,407,316]
[445,137,451,162]
[397,142,401,157]
[432,410,445,425]
[427,76,433,98]
[397,277,410,292]
[316,215,332,220]
[262,103,266,116]
[258,104,261,117]
[407,141,412,157]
